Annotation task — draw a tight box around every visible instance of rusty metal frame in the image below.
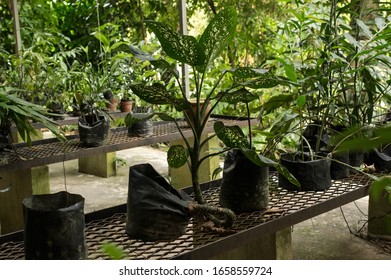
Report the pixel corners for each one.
[1,116,251,172]
[0,172,371,260]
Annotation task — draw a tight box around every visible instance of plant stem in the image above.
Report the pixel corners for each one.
[245,101,252,148]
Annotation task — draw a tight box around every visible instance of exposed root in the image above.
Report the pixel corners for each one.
[200,221,237,236]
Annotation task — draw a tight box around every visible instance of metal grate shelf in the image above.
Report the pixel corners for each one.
[0,172,372,260]
[0,117,249,172]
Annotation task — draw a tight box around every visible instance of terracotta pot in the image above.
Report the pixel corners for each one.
[120,100,133,112]
[106,98,118,111]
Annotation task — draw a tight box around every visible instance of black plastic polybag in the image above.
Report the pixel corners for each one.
[279,152,332,191]
[126,163,191,241]
[219,149,269,213]
[22,191,86,260]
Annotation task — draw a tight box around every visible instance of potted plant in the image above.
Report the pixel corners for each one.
[119,92,133,113]
[126,7,300,238]
[266,0,391,189]
[77,64,111,147]
[103,90,118,111]
[214,85,299,212]
[327,124,391,241]
[125,106,154,137]
[0,86,65,161]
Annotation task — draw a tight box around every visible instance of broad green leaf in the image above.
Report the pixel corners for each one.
[269,112,298,136]
[110,41,128,50]
[241,148,276,167]
[212,167,223,180]
[218,88,258,104]
[275,57,297,82]
[274,164,301,188]
[296,95,307,107]
[243,72,281,89]
[150,61,179,80]
[228,67,268,79]
[128,45,156,61]
[167,145,188,168]
[214,121,249,149]
[330,125,391,153]
[370,177,391,203]
[145,21,203,66]
[154,112,176,122]
[93,32,110,49]
[198,7,237,72]
[130,83,179,106]
[241,149,301,188]
[262,93,295,114]
[129,45,179,79]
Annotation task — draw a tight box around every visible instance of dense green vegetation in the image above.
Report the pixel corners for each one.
[1,0,391,154]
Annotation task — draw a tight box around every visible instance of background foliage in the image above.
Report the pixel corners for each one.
[1,0,390,125]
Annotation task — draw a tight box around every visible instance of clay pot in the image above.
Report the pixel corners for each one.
[120,99,133,112]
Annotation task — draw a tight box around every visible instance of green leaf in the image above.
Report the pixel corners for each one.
[274,164,301,188]
[218,88,258,104]
[241,148,276,166]
[228,67,268,79]
[130,83,170,104]
[130,83,185,110]
[243,72,282,89]
[356,19,373,39]
[296,95,307,107]
[128,45,179,79]
[331,126,391,153]
[167,145,188,168]
[128,45,156,61]
[154,112,176,122]
[101,242,125,260]
[241,149,301,188]
[214,121,249,149]
[197,7,237,72]
[145,21,203,66]
[93,32,110,49]
[212,167,223,180]
[370,177,391,203]
[275,57,297,82]
[124,112,154,127]
[269,113,298,136]
[262,93,295,114]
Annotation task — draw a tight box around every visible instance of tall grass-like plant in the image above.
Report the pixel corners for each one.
[0,86,65,146]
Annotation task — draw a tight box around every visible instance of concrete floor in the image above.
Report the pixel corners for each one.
[50,146,391,260]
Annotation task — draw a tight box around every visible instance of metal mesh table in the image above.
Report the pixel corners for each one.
[0,172,371,260]
[0,117,250,172]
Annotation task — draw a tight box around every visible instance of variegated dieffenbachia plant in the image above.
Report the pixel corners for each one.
[128,7,299,217]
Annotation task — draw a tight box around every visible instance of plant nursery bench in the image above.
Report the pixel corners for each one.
[0,171,371,260]
[0,116,250,234]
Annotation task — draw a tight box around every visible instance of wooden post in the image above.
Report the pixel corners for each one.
[169,133,220,189]
[178,0,190,98]
[8,0,22,54]
[0,167,49,235]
